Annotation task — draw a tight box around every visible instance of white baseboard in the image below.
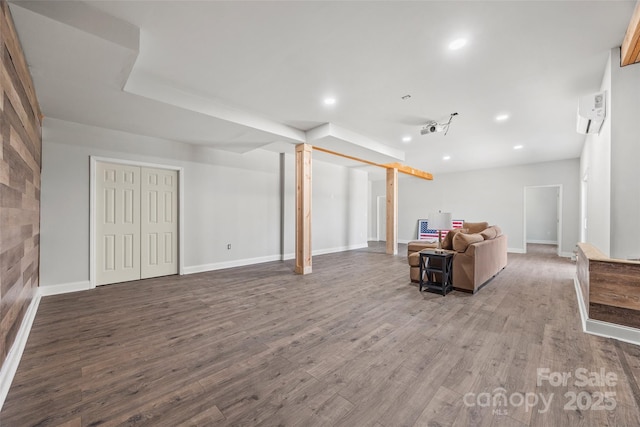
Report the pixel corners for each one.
[560,251,574,258]
[573,275,589,332]
[573,275,640,346]
[312,243,369,256]
[0,289,41,412]
[526,240,558,245]
[184,254,282,275]
[283,243,370,261]
[508,247,526,254]
[39,281,92,296]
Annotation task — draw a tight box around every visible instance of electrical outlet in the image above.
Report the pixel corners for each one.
[227,244,231,250]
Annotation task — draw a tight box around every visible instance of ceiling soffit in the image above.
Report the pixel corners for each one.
[10,1,405,163]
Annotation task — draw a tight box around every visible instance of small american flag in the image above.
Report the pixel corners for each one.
[418,219,464,240]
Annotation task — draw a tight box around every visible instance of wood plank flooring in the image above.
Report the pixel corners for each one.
[2,243,640,426]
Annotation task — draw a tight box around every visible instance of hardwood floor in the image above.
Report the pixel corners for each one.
[2,243,640,426]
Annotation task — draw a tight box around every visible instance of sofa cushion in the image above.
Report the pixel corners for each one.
[410,267,421,282]
[490,225,503,236]
[480,227,497,240]
[463,221,489,234]
[407,240,438,253]
[442,228,467,250]
[408,252,421,267]
[453,232,484,252]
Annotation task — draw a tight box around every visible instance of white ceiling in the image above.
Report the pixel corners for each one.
[9,0,635,178]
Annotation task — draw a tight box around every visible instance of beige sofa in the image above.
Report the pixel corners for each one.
[407,222,508,293]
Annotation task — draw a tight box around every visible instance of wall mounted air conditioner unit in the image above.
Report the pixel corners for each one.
[577,91,606,135]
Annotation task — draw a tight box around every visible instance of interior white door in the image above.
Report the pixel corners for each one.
[95,162,141,285]
[140,167,178,279]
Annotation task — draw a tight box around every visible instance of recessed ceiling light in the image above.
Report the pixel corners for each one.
[323,97,336,106]
[495,114,510,121]
[443,155,451,160]
[402,136,412,143]
[448,38,467,50]
[513,145,523,150]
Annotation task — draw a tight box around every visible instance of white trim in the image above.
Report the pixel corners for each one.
[90,156,182,171]
[39,281,92,296]
[188,243,372,272]
[312,243,369,256]
[0,289,41,411]
[573,275,640,346]
[526,239,558,245]
[184,255,282,275]
[560,251,575,258]
[283,243,370,261]
[90,156,185,287]
[584,319,640,346]
[398,239,410,244]
[573,275,589,331]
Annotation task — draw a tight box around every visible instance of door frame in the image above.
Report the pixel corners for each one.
[90,156,185,288]
[523,184,562,256]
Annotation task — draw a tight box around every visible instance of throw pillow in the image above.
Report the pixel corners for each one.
[453,232,484,252]
[480,227,497,240]
[442,228,467,250]
[463,221,489,234]
[490,225,503,236]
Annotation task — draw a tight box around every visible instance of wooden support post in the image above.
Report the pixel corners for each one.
[386,167,398,255]
[295,144,312,274]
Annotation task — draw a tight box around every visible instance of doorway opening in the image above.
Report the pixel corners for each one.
[524,185,562,256]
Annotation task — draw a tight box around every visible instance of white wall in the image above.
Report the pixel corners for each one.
[609,48,640,260]
[580,52,612,255]
[40,118,368,288]
[369,159,580,256]
[312,162,368,253]
[580,48,640,259]
[525,186,558,244]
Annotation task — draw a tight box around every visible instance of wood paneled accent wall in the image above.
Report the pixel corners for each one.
[0,0,42,367]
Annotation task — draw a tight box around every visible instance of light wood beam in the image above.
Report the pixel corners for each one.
[312,146,381,168]
[295,144,312,274]
[312,146,432,181]
[621,1,640,66]
[386,167,398,255]
[382,162,433,180]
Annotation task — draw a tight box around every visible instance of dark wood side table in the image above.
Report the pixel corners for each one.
[419,250,454,296]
